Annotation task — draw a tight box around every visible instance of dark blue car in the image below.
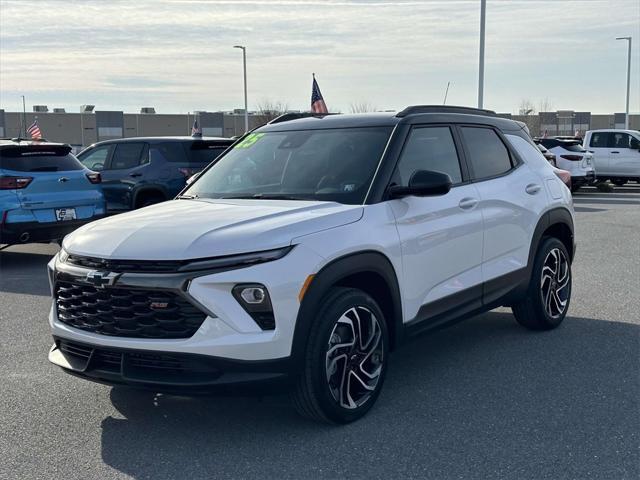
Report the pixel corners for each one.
[76,136,233,212]
[0,140,105,245]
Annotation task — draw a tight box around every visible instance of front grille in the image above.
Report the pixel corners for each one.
[66,254,184,273]
[55,281,207,339]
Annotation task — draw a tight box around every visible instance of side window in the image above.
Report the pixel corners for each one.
[460,127,513,179]
[610,133,633,149]
[589,132,611,148]
[110,143,145,170]
[150,142,187,163]
[394,126,463,186]
[78,145,112,171]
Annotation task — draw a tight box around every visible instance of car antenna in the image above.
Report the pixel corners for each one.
[443,81,450,105]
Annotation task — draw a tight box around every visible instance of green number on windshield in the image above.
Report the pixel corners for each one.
[235,133,265,149]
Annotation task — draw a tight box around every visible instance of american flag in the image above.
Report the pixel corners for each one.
[311,74,328,114]
[191,119,202,137]
[27,119,42,139]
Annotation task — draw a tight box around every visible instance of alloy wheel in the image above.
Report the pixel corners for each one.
[540,247,570,319]
[325,306,384,409]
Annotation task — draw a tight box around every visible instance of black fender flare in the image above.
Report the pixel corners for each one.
[289,251,403,368]
[519,207,574,294]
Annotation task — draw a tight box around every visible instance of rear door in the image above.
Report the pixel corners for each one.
[0,146,102,224]
[100,142,148,211]
[459,126,548,302]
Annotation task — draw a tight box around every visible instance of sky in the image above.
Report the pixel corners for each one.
[1,0,639,115]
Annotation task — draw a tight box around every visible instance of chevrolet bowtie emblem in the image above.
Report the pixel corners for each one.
[85,271,117,288]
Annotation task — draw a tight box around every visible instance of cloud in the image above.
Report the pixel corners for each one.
[0,0,638,113]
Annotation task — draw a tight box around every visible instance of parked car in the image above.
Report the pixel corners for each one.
[538,138,596,191]
[76,136,234,212]
[536,142,557,166]
[0,140,105,246]
[583,129,640,185]
[48,106,575,424]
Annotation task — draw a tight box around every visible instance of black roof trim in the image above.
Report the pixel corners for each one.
[396,105,497,118]
[268,112,339,124]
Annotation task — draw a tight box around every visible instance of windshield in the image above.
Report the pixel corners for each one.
[184,127,392,204]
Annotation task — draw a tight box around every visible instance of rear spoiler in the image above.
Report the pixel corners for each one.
[0,143,72,157]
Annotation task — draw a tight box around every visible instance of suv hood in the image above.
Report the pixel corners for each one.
[63,198,363,260]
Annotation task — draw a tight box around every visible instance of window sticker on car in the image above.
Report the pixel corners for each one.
[235,133,265,149]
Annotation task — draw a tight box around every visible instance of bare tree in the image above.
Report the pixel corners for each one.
[538,97,554,113]
[256,100,289,122]
[349,101,377,114]
[518,99,536,116]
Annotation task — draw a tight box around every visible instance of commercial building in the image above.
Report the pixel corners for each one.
[0,106,273,150]
[0,106,638,149]
[503,111,639,137]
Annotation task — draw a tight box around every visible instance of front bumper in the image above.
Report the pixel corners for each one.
[48,244,324,364]
[50,337,293,394]
[0,217,103,245]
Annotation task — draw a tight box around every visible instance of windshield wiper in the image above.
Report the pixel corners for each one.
[177,194,199,200]
[220,193,307,200]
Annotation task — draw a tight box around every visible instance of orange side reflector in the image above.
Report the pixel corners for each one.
[298,275,315,302]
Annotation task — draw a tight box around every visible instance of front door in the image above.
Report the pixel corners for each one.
[608,132,640,178]
[389,125,484,325]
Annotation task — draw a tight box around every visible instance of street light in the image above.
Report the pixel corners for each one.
[616,36,632,130]
[478,0,486,109]
[233,45,249,133]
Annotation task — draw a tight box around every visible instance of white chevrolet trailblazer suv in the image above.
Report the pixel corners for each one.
[48,106,576,424]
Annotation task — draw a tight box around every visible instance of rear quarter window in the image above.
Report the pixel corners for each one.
[0,152,83,172]
[186,144,230,165]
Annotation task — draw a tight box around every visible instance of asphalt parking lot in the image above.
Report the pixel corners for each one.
[1,185,638,480]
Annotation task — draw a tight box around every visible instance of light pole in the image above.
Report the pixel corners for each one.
[616,36,632,130]
[478,0,486,109]
[234,45,248,133]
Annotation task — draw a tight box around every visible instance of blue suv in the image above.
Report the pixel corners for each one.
[0,140,105,245]
[76,136,233,212]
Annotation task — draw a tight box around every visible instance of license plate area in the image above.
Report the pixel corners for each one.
[55,208,77,221]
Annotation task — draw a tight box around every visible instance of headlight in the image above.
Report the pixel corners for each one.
[58,248,69,264]
[178,246,293,273]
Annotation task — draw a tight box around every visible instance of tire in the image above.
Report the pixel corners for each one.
[512,237,572,331]
[136,192,165,208]
[292,287,389,424]
[570,184,580,193]
[612,179,626,186]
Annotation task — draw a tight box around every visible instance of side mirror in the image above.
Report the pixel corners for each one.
[630,138,640,150]
[186,172,201,185]
[388,170,452,199]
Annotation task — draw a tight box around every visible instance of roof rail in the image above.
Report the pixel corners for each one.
[396,105,497,118]
[267,112,338,124]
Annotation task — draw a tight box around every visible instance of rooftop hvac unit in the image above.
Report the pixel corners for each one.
[80,105,95,113]
[33,105,49,113]
[140,107,156,114]
[53,108,66,113]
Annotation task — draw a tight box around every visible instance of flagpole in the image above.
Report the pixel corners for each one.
[21,95,26,138]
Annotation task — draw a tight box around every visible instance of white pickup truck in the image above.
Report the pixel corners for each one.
[583,129,640,185]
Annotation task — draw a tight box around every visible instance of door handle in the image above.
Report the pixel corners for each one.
[611,151,620,154]
[525,183,541,195]
[458,198,478,210]
[129,172,142,177]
